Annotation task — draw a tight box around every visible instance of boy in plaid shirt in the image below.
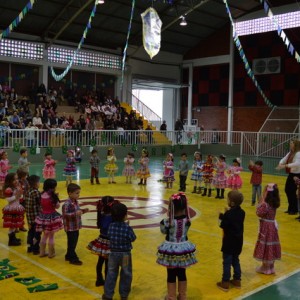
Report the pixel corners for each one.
[102,203,136,300]
[90,149,100,185]
[24,175,41,254]
[62,183,88,265]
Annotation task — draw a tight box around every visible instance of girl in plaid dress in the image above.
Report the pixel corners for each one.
[253,183,281,274]
[87,196,119,286]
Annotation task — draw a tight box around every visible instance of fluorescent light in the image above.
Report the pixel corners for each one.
[180,16,187,26]
[97,0,105,4]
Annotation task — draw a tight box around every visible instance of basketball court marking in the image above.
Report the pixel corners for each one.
[0,242,101,298]
[235,268,300,300]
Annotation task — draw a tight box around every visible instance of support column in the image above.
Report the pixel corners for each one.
[187,63,193,126]
[227,27,234,145]
[39,57,49,91]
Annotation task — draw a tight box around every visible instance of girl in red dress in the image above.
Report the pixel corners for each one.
[253,183,281,274]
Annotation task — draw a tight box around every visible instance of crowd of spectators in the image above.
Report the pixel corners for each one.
[0,83,153,147]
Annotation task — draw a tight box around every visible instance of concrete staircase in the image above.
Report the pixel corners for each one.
[121,102,171,145]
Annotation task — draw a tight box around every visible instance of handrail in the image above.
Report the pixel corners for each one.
[129,90,162,123]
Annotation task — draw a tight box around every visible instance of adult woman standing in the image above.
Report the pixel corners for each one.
[277,139,300,215]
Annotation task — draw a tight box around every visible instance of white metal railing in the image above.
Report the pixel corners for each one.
[130,92,162,123]
[0,129,299,158]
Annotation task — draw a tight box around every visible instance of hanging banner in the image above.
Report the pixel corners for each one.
[141,7,162,59]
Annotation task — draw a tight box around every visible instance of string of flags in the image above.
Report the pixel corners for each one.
[50,0,99,82]
[260,0,300,63]
[0,0,36,41]
[121,0,136,91]
[223,0,275,108]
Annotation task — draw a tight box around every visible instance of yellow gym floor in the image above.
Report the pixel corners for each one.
[0,171,299,300]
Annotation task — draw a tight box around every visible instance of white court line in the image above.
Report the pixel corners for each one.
[235,268,300,300]
[0,243,101,298]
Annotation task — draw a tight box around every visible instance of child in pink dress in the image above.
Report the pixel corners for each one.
[35,179,63,258]
[212,154,227,199]
[2,173,24,246]
[163,153,175,189]
[122,153,135,184]
[226,158,243,190]
[253,183,281,274]
[0,151,13,197]
[43,153,57,179]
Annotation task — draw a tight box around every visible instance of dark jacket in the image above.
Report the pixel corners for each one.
[219,206,245,255]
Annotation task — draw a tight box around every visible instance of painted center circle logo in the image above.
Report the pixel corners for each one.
[61,196,197,229]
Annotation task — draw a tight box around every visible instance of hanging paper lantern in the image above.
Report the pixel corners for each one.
[30,147,36,155]
[132,144,138,152]
[46,147,53,155]
[62,145,68,154]
[90,138,96,147]
[13,142,20,153]
[141,7,162,59]
[101,133,107,143]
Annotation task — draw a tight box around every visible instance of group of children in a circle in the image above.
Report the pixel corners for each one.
[162,151,244,197]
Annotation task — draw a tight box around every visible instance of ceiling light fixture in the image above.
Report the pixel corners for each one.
[180,16,187,26]
[97,0,105,4]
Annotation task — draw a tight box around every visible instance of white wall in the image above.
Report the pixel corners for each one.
[162,89,176,131]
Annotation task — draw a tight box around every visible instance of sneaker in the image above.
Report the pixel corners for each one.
[230,279,241,289]
[102,295,112,300]
[217,281,229,292]
[95,278,105,286]
[70,260,83,265]
[27,247,33,253]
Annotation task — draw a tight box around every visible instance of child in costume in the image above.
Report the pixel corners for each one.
[42,152,57,179]
[63,183,88,265]
[0,150,13,197]
[178,153,189,192]
[226,158,243,190]
[35,179,63,258]
[253,183,281,274]
[201,154,214,197]
[64,150,77,186]
[102,203,136,300]
[87,196,119,286]
[157,192,197,300]
[90,149,100,185]
[294,176,300,221]
[2,173,24,246]
[136,149,150,185]
[217,190,245,291]
[163,153,175,189]
[191,151,203,194]
[18,148,31,175]
[24,175,41,255]
[122,152,135,184]
[213,154,227,199]
[17,169,29,232]
[248,160,263,206]
[104,147,118,184]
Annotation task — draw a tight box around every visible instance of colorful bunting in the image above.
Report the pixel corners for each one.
[0,1,36,40]
[223,0,275,108]
[121,0,136,91]
[259,0,300,63]
[50,0,99,81]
